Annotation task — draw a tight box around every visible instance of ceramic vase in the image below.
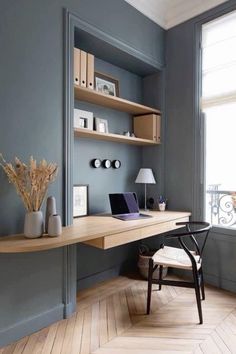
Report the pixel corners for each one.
[48,214,62,237]
[24,211,44,238]
[45,196,56,233]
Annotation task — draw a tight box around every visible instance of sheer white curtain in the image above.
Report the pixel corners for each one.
[201,10,236,228]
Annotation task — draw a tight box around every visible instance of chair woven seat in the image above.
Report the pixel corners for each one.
[152,246,201,270]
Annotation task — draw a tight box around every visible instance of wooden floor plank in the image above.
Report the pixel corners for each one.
[50,319,68,354]
[61,313,76,354]
[41,323,59,354]
[70,310,84,354]
[107,296,117,340]
[90,303,100,353]
[80,306,92,354]
[12,336,29,354]
[32,328,49,354]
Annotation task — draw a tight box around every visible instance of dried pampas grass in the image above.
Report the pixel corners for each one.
[0,154,58,212]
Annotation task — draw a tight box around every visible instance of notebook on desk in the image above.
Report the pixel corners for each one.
[109,192,152,221]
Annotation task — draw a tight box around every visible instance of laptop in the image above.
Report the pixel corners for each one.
[109,192,152,221]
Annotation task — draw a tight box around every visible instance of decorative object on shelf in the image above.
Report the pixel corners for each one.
[112,160,121,169]
[135,168,156,211]
[147,197,155,209]
[95,117,109,133]
[133,114,161,143]
[94,72,119,97]
[123,131,130,137]
[74,108,93,130]
[45,196,56,233]
[102,159,111,169]
[0,155,58,238]
[91,158,102,168]
[24,211,44,238]
[73,184,88,217]
[158,195,167,211]
[48,214,62,237]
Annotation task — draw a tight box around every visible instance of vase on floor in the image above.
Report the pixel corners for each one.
[24,211,44,238]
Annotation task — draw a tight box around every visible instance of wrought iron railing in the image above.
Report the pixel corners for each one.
[206,185,236,228]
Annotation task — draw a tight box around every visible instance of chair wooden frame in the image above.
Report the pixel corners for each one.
[147,221,211,324]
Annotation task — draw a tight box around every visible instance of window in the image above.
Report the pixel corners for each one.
[201,10,236,229]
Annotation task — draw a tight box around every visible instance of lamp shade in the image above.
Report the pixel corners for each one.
[135,168,156,184]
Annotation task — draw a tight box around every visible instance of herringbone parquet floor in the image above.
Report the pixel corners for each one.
[1,275,236,353]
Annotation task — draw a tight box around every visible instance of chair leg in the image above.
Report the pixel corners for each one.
[193,268,203,324]
[158,265,163,291]
[147,258,154,315]
[199,267,205,301]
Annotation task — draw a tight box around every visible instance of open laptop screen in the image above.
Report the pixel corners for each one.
[109,193,139,215]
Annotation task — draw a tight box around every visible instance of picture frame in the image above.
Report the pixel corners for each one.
[94,72,119,97]
[95,117,109,133]
[74,109,93,130]
[73,185,89,218]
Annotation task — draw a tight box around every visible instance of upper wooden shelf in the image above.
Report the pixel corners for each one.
[74,86,160,115]
[74,128,159,146]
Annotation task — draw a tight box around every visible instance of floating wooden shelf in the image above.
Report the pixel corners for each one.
[0,211,191,253]
[74,85,160,115]
[74,128,159,146]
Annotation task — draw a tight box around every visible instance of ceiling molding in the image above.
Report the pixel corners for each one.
[124,0,228,29]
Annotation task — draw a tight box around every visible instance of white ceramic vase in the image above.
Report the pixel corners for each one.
[48,214,62,237]
[24,211,44,238]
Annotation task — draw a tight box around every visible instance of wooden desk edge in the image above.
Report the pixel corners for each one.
[0,211,191,253]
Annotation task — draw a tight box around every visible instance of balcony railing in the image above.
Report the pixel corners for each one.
[206,185,236,228]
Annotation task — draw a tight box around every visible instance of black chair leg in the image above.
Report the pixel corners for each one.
[147,258,153,315]
[199,268,205,301]
[158,265,163,291]
[193,268,203,324]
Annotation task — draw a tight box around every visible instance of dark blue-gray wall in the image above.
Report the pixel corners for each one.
[165,0,236,292]
[0,0,164,346]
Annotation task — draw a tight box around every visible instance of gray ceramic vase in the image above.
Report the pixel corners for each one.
[48,214,62,237]
[45,196,56,233]
[24,211,44,238]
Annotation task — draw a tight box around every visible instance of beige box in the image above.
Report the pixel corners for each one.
[133,114,161,143]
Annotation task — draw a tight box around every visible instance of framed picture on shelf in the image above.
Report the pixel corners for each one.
[73,185,88,218]
[74,109,93,130]
[95,117,109,133]
[94,72,119,97]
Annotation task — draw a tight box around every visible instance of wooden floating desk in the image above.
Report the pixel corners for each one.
[0,211,191,253]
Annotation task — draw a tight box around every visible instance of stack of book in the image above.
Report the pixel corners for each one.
[74,48,94,89]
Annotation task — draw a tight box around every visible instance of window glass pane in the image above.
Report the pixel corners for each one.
[204,103,236,228]
[202,36,236,72]
[202,64,236,98]
[202,10,236,47]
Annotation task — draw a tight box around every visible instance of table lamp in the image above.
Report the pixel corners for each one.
[135,168,156,210]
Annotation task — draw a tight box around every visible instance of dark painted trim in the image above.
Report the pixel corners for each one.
[70,11,164,71]
[0,304,64,347]
[64,9,74,227]
[63,245,77,318]
[204,273,236,293]
[63,9,77,319]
